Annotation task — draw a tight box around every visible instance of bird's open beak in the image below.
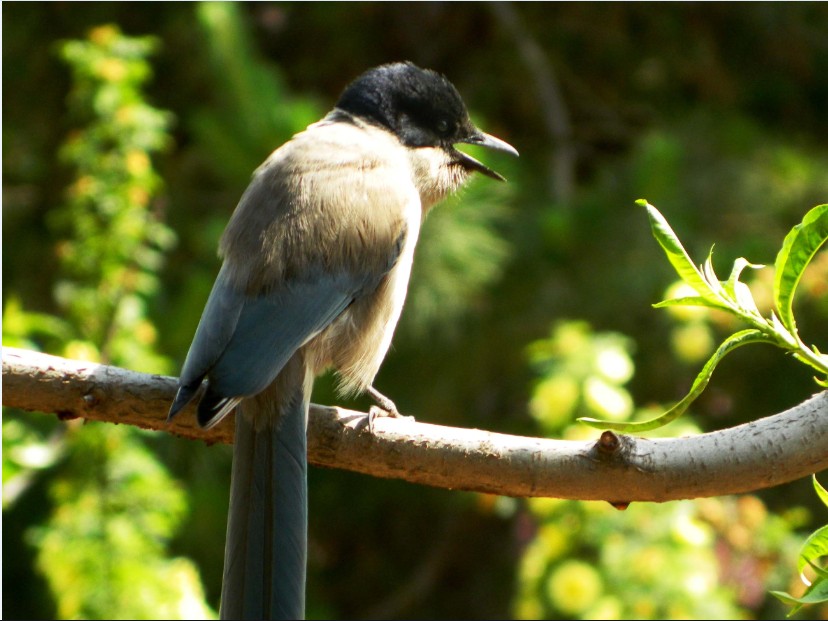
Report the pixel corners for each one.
[456,130,519,182]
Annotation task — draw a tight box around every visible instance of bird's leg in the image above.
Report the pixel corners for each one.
[366,385,414,431]
[368,385,399,415]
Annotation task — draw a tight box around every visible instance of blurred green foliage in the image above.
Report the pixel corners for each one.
[52,25,175,369]
[4,23,213,619]
[516,494,805,620]
[3,3,828,619]
[522,319,807,618]
[29,423,211,620]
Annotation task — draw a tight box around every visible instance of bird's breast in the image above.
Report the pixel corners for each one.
[307,191,422,396]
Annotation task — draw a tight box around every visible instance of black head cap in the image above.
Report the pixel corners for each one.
[336,62,473,147]
[335,62,518,179]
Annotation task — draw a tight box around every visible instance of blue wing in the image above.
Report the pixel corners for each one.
[168,262,383,428]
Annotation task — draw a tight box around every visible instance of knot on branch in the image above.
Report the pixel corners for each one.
[597,430,621,454]
[589,429,636,467]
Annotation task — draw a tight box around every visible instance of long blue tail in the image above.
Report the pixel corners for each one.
[219,375,308,619]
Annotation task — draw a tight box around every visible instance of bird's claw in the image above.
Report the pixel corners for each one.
[365,386,414,432]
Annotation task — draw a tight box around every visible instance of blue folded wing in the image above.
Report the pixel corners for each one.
[206,272,359,398]
[169,263,372,426]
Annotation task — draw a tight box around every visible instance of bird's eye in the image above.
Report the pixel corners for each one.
[435,118,453,136]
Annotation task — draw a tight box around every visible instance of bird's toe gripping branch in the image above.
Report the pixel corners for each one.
[365,385,415,432]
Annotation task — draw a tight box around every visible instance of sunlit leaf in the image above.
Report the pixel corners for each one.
[806,558,828,581]
[724,257,764,300]
[579,329,775,431]
[795,478,828,615]
[724,258,765,317]
[653,296,728,310]
[797,525,828,577]
[771,575,828,617]
[734,281,762,317]
[637,200,728,308]
[770,311,798,348]
[702,251,724,296]
[773,204,828,340]
[815,475,828,510]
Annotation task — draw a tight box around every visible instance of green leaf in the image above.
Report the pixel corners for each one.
[724,257,764,300]
[771,575,828,616]
[701,250,725,296]
[637,200,728,308]
[733,282,760,317]
[815,475,828,510]
[722,258,765,317]
[806,558,828,581]
[653,296,728,310]
[770,311,798,348]
[773,204,828,340]
[797,525,828,576]
[579,329,775,432]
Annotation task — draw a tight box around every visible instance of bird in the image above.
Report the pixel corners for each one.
[167,61,517,620]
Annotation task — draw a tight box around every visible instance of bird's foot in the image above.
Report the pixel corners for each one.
[366,386,414,432]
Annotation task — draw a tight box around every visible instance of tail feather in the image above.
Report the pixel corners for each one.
[220,376,309,620]
[167,380,203,422]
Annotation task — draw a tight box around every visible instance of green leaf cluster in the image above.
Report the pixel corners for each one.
[3,24,212,619]
[48,24,175,369]
[580,202,827,432]
[28,424,213,620]
[771,476,828,617]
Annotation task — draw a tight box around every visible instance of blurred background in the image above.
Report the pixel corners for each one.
[3,3,828,619]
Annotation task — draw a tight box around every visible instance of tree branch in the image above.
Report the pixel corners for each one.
[4,346,827,503]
